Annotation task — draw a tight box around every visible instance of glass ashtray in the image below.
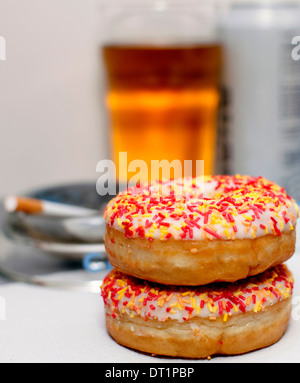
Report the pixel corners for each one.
[0,182,116,292]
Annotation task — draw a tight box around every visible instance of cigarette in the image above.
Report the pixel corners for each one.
[4,196,98,217]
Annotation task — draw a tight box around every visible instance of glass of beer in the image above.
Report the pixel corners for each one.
[101,0,222,183]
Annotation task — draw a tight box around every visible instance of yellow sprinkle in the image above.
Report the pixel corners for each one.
[253,300,261,313]
[280,219,284,230]
[207,303,214,313]
[191,297,197,309]
[117,287,127,295]
[265,226,269,234]
[117,279,125,287]
[223,313,228,322]
[117,292,125,300]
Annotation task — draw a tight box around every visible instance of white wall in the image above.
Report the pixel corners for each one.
[0,0,110,196]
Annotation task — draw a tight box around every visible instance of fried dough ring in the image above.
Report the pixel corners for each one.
[101,266,293,358]
[104,176,298,285]
[105,227,296,285]
[105,298,291,358]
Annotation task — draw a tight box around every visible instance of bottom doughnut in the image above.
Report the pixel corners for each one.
[101,265,294,358]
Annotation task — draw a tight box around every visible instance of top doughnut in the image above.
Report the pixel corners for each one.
[104,175,299,285]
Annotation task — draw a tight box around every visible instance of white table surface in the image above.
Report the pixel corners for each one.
[0,228,300,363]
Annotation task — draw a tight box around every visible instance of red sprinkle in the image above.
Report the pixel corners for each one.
[204,227,222,239]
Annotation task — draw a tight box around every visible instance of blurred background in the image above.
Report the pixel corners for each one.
[0,0,300,289]
[0,0,107,196]
[1,0,300,198]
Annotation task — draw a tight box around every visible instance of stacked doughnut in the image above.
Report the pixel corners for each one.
[101,175,298,358]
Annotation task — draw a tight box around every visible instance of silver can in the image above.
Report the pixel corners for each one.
[217,0,300,200]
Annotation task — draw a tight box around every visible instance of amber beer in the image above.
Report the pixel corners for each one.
[103,44,222,182]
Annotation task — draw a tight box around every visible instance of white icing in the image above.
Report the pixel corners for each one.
[105,176,298,241]
[102,266,293,323]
